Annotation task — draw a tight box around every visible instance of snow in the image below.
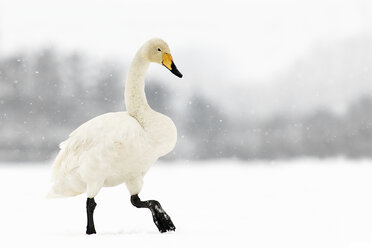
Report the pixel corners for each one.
[0,159,372,248]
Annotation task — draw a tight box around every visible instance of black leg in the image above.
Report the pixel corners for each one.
[130,194,175,233]
[86,197,97,235]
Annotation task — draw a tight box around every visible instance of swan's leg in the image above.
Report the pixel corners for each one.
[84,180,103,234]
[130,194,175,233]
[86,197,97,235]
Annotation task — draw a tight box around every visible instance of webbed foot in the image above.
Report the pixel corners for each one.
[149,200,176,233]
[131,194,176,233]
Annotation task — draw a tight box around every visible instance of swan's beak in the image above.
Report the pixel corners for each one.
[162,53,183,78]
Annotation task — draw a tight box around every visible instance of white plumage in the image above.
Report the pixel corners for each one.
[48,38,181,200]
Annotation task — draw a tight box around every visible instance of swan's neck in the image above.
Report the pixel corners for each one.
[124,46,177,156]
[125,49,152,119]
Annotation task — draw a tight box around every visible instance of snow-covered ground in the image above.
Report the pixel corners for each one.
[0,159,371,248]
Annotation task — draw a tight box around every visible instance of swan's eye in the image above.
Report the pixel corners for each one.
[157,48,161,52]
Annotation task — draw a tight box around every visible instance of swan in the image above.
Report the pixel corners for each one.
[47,38,183,234]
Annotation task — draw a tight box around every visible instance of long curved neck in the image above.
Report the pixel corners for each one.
[125,49,151,118]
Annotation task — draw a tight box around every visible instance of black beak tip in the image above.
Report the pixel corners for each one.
[171,62,183,78]
[175,71,183,78]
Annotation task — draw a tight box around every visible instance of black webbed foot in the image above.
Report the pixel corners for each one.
[86,226,96,235]
[131,194,176,233]
[148,200,176,233]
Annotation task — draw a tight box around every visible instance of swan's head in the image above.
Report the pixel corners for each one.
[142,38,183,78]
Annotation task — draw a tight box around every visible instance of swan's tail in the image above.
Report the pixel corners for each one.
[46,141,72,199]
[46,187,62,199]
[50,141,68,180]
[46,183,82,199]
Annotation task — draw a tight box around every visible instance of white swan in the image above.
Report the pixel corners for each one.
[47,38,183,234]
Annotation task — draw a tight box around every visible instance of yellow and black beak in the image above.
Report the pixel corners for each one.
[162,53,183,78]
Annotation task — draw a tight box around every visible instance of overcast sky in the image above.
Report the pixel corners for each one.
[1,0,371,82]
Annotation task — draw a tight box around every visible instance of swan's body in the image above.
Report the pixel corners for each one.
[48,38,182,234]
[49,111,176,197]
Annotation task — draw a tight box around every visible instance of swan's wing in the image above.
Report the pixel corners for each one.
[51,112,143,181]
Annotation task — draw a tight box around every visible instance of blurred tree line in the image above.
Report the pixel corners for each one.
[0,48,372,162]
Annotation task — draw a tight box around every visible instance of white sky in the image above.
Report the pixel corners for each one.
[0,0,371,81]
